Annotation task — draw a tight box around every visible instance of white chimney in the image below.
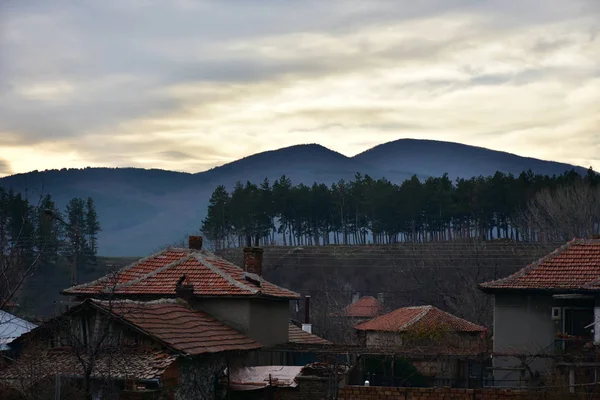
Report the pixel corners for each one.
[377,292,384,304]
[302,323,312,334]
[352,292,360,303]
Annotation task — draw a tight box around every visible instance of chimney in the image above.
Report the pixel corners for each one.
[175,274,194,302]
[188,236,203,251]
[352,292,360,304]
[302,295,312,334]
[377,292,385,304]
[243,247,264,276]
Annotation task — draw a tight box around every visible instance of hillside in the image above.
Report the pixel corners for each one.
[0,139,586,256]
[18,241,558,324]
[354,139,589,179]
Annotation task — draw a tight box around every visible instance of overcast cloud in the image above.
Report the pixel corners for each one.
[0,0,599,176]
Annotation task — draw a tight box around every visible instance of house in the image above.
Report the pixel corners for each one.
[61,237,300,347]
[328,295,383,344]
[2,298,261,398]
[340,295,383,323]
[1,236,336,399]
[479,238,600,390]
[353,305,488,388]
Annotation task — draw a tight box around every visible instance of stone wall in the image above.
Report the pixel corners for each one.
[338,386,600,400]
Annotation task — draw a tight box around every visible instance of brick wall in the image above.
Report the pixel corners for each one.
[339,386,600,400]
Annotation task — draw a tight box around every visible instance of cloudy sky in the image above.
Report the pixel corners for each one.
[0,0,598,177]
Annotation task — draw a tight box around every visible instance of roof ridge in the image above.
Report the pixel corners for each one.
[428,306,487,331]
[192,253,259,295]
[112,254,194,292]
[63,248,187,293]
[479,239,580,289]
[401,305,432,330]
[92,298,179,306]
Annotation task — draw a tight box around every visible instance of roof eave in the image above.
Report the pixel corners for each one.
[478,286,600,295]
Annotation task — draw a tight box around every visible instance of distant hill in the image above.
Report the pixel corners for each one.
[354,139,588,179]
[0,139,586,256]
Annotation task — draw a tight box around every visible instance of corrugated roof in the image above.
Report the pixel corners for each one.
[63,248,299,299]
[341,296,382,318]
[91,299,261,355]
[354,305,486,333]
[480,239,600,291]
[287,324,331,346]
[228,366,303,391]
[0,311,36,350]
[1,346,176,380]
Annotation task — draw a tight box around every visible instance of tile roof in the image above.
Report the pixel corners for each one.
[91,299,261,355]
[1,346,176,381]
[63,248,299,299]
[354,305,486,333]
[287,323,332,346]
[479,239,600,292]
[341,296,382,318]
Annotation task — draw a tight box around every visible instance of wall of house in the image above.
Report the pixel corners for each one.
[364,331,404,348]
[492,293,556,386]
[197,298,252,334]
[249,298,289,347]
[196,298,289,347]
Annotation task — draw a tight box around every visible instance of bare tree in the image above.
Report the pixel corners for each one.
[520,181,600,242]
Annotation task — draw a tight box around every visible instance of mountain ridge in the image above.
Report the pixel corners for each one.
[0,139,587,256]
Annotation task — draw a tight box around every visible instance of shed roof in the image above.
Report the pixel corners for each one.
[0,311,36,350]
[90,299,261,355]
[63,248,299,299]
[287,323,332,346]
[479,239,600,292]
[228,366,303,391]
[354,305,486,333]
[0,346,176,381]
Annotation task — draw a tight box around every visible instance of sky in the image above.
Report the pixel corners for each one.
[0,0,599,178]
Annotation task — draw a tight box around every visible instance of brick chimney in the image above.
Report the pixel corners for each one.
[243,247,264,276]
[175,274,194,302]
[188,236,203,250]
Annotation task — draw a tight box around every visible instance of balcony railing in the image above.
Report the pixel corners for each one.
[554,336,595,355]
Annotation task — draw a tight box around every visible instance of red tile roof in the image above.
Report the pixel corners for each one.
[354,305,486,333]
[91,299,261,355]
[63,248,299,299]
[288,323,332,346]
[1,346,176,381]
[479,239,600,291]
[341,296,382,318]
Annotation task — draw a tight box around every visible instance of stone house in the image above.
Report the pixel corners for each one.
[3,298,261,398]
[479,238,600,390]
[1,236,327,399]
[353,305,488,387]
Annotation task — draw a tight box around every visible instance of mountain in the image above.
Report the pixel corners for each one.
[0,140,586,256]
[353,139,589,178]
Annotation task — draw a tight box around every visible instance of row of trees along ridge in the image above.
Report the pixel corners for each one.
[0,188,101,309]
[201,168,600,249]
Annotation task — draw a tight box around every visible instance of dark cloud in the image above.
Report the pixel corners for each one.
[0,160,12,176]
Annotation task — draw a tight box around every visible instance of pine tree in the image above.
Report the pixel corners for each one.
[85,197,101,257]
